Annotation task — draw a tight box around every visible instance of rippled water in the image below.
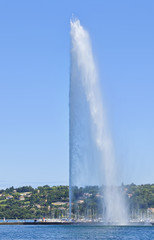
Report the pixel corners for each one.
[0,225,153,240]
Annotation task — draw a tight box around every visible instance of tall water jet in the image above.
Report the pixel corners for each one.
[69,18,128,224]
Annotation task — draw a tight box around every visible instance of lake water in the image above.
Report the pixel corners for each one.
[0,225,153,240]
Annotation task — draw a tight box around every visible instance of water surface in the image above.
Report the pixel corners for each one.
[0,225,153,240]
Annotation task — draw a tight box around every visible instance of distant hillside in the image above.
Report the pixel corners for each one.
[0,184,153,219]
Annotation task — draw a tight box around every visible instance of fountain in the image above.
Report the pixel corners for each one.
[69,18,128,224]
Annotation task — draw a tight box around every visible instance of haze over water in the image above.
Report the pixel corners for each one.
[70,18,128,224]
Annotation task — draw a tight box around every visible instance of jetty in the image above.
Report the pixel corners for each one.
[0,221,74,225]
[0,220,154,226]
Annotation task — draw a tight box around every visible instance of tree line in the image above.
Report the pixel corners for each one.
[0,184,153,219]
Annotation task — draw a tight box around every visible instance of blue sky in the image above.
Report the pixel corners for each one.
[0,0,153,188]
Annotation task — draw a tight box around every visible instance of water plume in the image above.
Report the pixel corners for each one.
[69,18,128,224]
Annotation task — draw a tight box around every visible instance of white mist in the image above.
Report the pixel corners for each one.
[69,18,128,224]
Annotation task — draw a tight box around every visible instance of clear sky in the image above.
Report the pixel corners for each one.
[0,0,154,188]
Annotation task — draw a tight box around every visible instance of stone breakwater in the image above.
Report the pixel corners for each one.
[0,221,74,225]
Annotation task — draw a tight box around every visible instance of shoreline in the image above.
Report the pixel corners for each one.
[0,221,73,225]
[0,221,153,226]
